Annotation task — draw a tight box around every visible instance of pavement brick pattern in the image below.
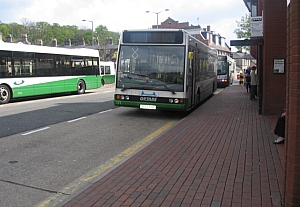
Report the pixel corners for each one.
[62,85,285,207]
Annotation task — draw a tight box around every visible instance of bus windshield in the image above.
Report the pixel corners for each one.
[116,45,185,92]
[217,61,228,75]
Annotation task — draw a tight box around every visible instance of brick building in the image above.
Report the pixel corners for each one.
[241,0,300,206]
[153,17,231,56]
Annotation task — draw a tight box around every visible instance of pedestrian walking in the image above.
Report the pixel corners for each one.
[245,67,251,93]
[239,71,244,85]
[250,66,258,100]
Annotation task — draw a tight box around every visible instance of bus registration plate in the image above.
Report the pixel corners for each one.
[140,104,156,110]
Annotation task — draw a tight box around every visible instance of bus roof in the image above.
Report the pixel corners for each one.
[120,29,217,55]
[218,55,235,62]
[0,41,99,57]
[100,61,116,75]
[122,29,185,32]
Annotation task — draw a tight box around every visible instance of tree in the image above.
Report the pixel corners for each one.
[0,24,10,40]
[0,19,119,48]
[51,23,65,45]
[234,13,251,52]
[6,22,23,41]
[36,21,53,45]
[95,25,109,45]
[82,29,93,45]
[20,18,37,44]
[108,31,120,45]
[61,25,78,45]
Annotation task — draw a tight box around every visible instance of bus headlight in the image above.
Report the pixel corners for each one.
[169,98,180,104]
[119,95,130,100]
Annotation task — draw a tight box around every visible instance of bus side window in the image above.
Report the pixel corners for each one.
[0,60,6,77]
[105,66,111,75]
[100,66,104,75]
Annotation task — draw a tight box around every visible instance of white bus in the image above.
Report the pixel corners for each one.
[114,29,218,111]
[0,41,102,104]
[217,55,236,87]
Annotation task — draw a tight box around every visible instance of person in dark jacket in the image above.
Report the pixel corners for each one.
[245,67,251,93]
[273,108,286,144]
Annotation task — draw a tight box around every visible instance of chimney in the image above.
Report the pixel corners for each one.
[78,37,85,46]
[220,37,225,47]
[52,38,57,47]
[106,37,113,45]
[6,34,12,42]
[64,38,71,46]
[212,34,217,45]
[207,25,211,31]
[0,32,2,41]
[93,37,98,46]
[36,39,43,46]
[21,34,31,44]
[208,32,212,45]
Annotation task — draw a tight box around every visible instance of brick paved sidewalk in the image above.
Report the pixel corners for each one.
[61,85,285,207]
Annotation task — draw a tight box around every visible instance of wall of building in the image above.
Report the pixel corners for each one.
[262,0,287,114]
[158,18,189,29]
[286,1,300,206]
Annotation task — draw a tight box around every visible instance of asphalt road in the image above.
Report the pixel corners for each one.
[0,84,187,207]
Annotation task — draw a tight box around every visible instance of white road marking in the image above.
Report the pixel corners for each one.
[99,109,112,114]
[67,117,87,123]
[21,127,50,136]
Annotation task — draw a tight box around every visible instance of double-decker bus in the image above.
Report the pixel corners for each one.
[217,55,235,88]
[0,41,102,104]
[114,29,218,111]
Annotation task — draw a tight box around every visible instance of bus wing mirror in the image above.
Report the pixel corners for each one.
[188,52,194,60]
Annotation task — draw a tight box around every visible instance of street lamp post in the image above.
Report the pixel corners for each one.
[146,9,169,29]
[82,19,94,48]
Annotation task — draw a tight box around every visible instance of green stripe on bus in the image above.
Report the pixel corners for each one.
[12,76,102,98]
[114,100,187,111]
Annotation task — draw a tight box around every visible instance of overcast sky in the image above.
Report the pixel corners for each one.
[1,0,249,50]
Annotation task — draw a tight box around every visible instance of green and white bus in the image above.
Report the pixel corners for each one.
[0,41,102,104]
[100,61,116,86]
[114,29,218,111]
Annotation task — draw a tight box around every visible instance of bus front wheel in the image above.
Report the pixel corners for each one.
[0,84,11,104]
[77,80,86,94]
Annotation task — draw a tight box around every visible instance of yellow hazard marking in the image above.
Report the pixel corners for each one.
[36,121,176,207]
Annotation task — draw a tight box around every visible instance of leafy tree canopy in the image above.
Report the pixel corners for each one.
[0,19,120,47]
[233,13,251,52]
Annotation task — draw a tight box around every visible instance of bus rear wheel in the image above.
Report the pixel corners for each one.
[0,84,11,104]
[77,80,86,94]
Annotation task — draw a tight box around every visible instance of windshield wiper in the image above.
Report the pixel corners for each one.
[164,85,176,94]
[121,85,130,91]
